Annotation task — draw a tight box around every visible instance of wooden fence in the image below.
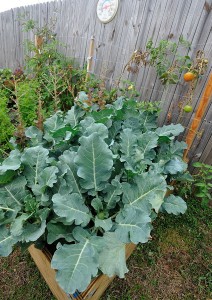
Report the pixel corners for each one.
[0,0,211,167]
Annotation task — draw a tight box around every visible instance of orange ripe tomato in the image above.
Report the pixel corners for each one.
[184,72,196,82]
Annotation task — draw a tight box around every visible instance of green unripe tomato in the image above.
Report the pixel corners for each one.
[97,212,105,220]
[183,105,193,113]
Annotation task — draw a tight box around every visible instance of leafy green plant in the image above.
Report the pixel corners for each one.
[119,37,192,86]
[146,37,191,85]
[0,68,13,90]
[0,97,188,294]
[16,79,40,126]
[136,101,161,114]
[192,162,212,206]
[0,19,87,150]
[0,90,15,152]
[175,162,212,207]
[118,80,140,99]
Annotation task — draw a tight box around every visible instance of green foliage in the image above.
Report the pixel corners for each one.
[0,98,188,293]
[146,38,191,85]
[16,80,40,126]
[0,90,15,152]
[136,101,161,113]
[0,68,13,90]
[75,74,118,110]
[192,162,212,207]
[118,80,140,100]
[176,162,212,207]
[0,19,88,150]
[161,195,187,215]
[23,29,85,113]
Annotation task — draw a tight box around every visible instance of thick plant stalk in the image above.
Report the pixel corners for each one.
[36,89,44,131]
[183,73,212,161]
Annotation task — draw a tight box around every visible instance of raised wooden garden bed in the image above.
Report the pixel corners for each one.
[28,243,136,300]
[27,73,212,300]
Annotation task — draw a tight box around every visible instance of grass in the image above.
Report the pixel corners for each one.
[0,198,211,300]
[102,198,212,300]
[0,250,55,300]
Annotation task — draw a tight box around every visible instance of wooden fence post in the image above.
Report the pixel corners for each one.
[183,73,212,161]
[86,36,95,81]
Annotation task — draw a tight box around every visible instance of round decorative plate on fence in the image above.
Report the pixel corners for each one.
[97,0,119,23]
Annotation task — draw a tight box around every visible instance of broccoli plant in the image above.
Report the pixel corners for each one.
[0,97,188,294]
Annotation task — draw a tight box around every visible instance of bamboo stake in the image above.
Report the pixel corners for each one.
[183,73,212,161]
[86,36,95,81]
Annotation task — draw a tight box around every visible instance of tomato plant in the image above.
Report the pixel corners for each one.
[146,37,191,85]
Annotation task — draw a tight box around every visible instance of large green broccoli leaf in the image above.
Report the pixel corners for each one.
[140,111,158,131]
[11,208,49,243]
[0,226,17,256]
[38,166,59,189]
[164,158,187,175]
[21,146,49,191]
[47,221,74,244]
[57,150,82,197]
[75,132,113,191]
[161,195,187,215]
[156,141,187,163]
[122,172,167,212]
[115,207,151,244]
[10,214,30,236]
[31,166,59,197]
[0,176,28,224]
[80,117,109,139]
[156,123,184,138]
[120,128,137,171]
[108,120,122,143]
[64,105,85,127]
[122,117,141,133]
[43,112,64,142]
[134,131,158,170]
[137,131,158,160]
[51,230,100,294]
[89,108,114,125]
[21,146,57,198]
[103,178,123,209]
[25,126,43,146]
[52,193,91,226]
[0,149,21,175]
[95,217,113,231]
[98,232,128,278]
[169,141,187,157]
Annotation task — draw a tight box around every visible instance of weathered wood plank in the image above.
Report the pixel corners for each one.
[28,245,70,300]
[29,243,136,300]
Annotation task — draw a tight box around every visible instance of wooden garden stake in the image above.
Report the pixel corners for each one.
[35,34,43,51]
[86,36,95,81]
[183,73,212,161]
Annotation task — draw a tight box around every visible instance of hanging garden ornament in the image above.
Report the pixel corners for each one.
[97,0,119,23]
